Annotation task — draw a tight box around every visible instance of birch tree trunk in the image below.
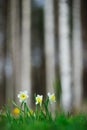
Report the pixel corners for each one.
[72,0,83,110]
[44,0,55,95]
[6,0,21,102]
[21,0,32,106]
[58,0,72,112]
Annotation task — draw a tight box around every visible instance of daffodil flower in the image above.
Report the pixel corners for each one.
[18,90,29,103]
[47,93,56,104]
[12,108,20,115]
[35,95,43,106]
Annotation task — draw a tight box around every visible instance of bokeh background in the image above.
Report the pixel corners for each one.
[0,0,87,112]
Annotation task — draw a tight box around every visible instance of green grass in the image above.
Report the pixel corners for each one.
[0,113,87,130]
[0,92,87,130]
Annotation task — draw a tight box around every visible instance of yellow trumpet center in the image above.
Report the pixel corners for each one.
[36,97,42,103]
[50,94,55,101]
[20,93,26,99]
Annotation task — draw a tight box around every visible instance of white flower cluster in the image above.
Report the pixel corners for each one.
[18,91,56,106]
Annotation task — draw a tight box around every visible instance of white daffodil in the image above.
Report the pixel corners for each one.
[18,90,29,103]
[47,93,56,104]
[35,95,43,106]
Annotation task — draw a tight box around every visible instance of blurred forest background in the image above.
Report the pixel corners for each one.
[0,0,87,112]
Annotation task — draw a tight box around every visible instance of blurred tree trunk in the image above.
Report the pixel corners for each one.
[44,0,56,95]
[21,0,32,106]
[58,0,72,112]
[6,0,21,103]
[0,1,5,106]
[72,0,83,110]
[6,0,14,103]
